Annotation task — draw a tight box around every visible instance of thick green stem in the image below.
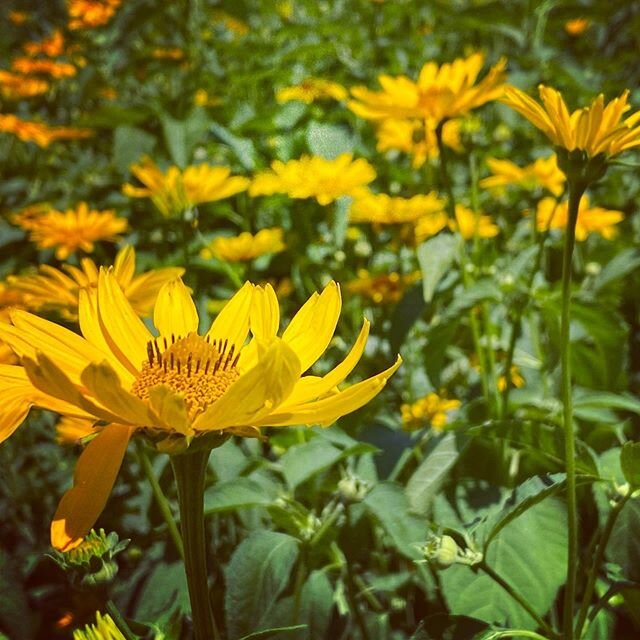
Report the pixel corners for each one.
[106,600,138,640]
[561,181,587,640]
[171,449,220,640]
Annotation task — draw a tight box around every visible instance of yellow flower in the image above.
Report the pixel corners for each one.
[7,245,184,320]
[250,153,376,205]
[375,118,462,168]
[350,191,447,225]
[0,71,49,99]
[123,157,249,218]
[201,228,286,262]
[565,18,590,36]
[0,284,29,365]
[12,202,127,260]
[0,274,401,549]
[347,270,421,303]
[11,57,76,78]
[349,53,506,124]
[501,85,640,158]
[401,392,460,431]
[67,0,122,29]
[56,415,98,445]
[73,612,125,640]
[8,10,30,24]
[534,196,623,240]
[23,30,66,57]
[149,47,185,60]
[449,204,499,240]
[0,114,92,147]
[480,154,566,196]
[193,89,222,107]
[276,78,348,104]
[497,365,525,392]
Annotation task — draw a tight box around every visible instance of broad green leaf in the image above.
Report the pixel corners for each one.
[113,125,155,171]
[134,562,189,626]
[225,532,300,640]
[416,234,459,303]
[390,284,425,353]
[210,122,257,170]
[161,109,210,168]
[238,625,307,640]
[279,438,343,490]
[440,498,567,630]
[592,248,640,292]
[607,499,640,582]
[621,442,640,488]
[305,121,354,159]
[204,477,276,514]
[406,433,464,515]
[363,482,426,559]
[573,391,640,416]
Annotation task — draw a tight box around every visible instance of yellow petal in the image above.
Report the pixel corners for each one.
[250,284,280,341]
[254,355,402,427]
[51,424,133,551]
[113,245,136,287]
[154,278,199,338]
[193,338,301,431]
[206,281,254,351]
[282,281,341,372]
[147,385,192,434]
[124,267,185,316]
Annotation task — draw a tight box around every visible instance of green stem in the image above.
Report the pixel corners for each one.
[573,492,631,638]
[479,562,557,638]
[135,442,184,560]
[171,449,221,640]
[561,181,587,640]
[106,600,139,640]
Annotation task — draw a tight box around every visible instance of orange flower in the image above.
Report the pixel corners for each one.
[0,71,49,99]
[23,30,66,57]
[11,58,76,79]
[67,0,122,29]
[0,114,92,148]
[565,18,590,36]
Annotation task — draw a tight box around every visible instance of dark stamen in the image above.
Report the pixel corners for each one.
[146,342,154,366]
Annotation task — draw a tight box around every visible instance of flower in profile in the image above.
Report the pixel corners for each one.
[7,245,184,320]
[501,85,640,159]
[350,191,447,225]
[347,269,421,304]
[23,30,66,57]
[11,57,76,79]
[123,157,249,218]
[276,78,347,104]
[0,71,49,99]
[12,202,127,260]
[56,416,98,445]
[201,228,286,262]
[250,153,376,205]
[534,196,623,240]
[401,392,460,431]
[449,204,499,240]
[67,0,122,29]
[480,155,566,196]
[0,273,401,549]
[73,612,125,640]
[565,18,590,36]
[349,53,506,124]
[0,114,92,147]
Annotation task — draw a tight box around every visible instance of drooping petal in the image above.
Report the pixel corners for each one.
[206,281,254,351]
[154,278,199,338]
[193,338,301,431]
[51,424,133,550]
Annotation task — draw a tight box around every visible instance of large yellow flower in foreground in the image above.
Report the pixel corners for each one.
[349,53,506,123]
[502,85,640,158]
[7,245,183,320]
[201,228,286,262]
[250,153,376,205]
[123,157,249,218]
[0,273,400,549]
[480,155,566,196]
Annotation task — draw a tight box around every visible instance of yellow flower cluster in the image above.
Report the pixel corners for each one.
[250,153,376,205]
[12,57,76,79]
[401,392,461,431]
[0,114,92,147]
[0,71,49,99]
[23,30,67,58]
[347,270,421,304]
[73,612,125,640]
[201,228,286,263]
[276,78,348,104]
[480,155,566,196]
[67,0,122,30]
[350,191,447,225]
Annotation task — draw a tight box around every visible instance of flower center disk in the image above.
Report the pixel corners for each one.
[131,332,239,419]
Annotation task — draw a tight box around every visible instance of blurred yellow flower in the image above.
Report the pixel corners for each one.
[8,11,30,24]
[350,191,447,225]
[349,53,506,124]
[68,0,122,29]
[502,85,640,158]
[73,612,125,640]
[23,30,66,57]
[150,47,185,60]
[450,204,499,240]
[480,155,566,196]
[250,153,376,205]
[401,392,460,431]
[194,89,222,107]
[0,274,400,549]
[0,71,49,99]
[565,18,590,35]
[0,114,92,147]
[0,284,28,365]
[347,269,421,303]
[212,10,249,36]
[276,78,348,104]
[201,228,286,262]
[7,245,184,320]
[56,415,98,445]
[497,365,525,392]
[12,202,128,260]
[534,196,623,240]
[11,57,76,78]
[124,158,249,218]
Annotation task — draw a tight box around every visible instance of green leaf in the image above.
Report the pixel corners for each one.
[406,433,465,516]
[416,234,459,303]
[573,391,640,416]
[592,248,640,292]
[238,625,307,640]
[289,570,333,640]
[410,615,489,640]
[225,531,300,640]
[113,125,155,171]
[0,550,32,640]
[210,122,257,170]
[608,499,640,582]
[390,284,425,353]
[363,482,426,559]
[440,498,567,630]
[621,442,640,488]
[161,109,210,168]
[204,477,276,514]
[134,562,189,626]
[333,196,351,249]
[305,121,354,159]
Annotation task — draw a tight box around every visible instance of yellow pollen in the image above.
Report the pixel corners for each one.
[131,332,239,419]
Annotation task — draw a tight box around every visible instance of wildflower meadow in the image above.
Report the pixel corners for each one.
[2,1,640,639]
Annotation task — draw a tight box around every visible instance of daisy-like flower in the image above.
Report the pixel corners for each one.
[276,78,348,104]
[0,273,401,549]
[73,612,125,640]
[123,157,249,218]
[7,245,184,320]
[250,154,376,206]
[401,392,460,431]
[348,53,506,124]
[534,196,623,240]
[201,228,285,262]
[347,269,421,304]
[501,85,640,159]
[0,114,92,147]
[449,204,499,240]
[350,191,447,225]
[13,202,127,260]
[480,155,566,196]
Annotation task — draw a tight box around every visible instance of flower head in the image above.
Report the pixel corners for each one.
[11,57,76,79]
[73,612,125,640]
[0,274,400,549]
[401,392,460,431]
[480,154,566,196]
[67,0,122,29]
[23,30,66,57]
[0,114,92,147]
[450,204,499,240]
[565,18,590,36]
[276,78,347,104]
[12,202,127,260]
[250,153,376,205]
[201,228,286,262]
[350,191,447,225]
[0,71,49,99]
[347,269,421,304]
[502,85,640,159]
